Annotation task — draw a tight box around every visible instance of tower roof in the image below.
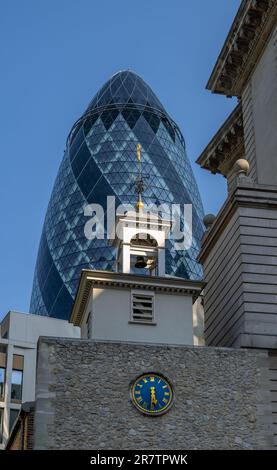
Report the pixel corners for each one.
[86,70,167,115]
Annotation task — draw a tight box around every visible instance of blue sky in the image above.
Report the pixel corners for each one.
[0,0,240,319]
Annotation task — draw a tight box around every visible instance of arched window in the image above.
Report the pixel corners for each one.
[130,233,158,248]
[130,233,158,276]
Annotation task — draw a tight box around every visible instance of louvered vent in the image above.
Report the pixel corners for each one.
[131,293,154,323]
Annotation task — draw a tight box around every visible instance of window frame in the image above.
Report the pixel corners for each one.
[0,367,5,401]
[9,408,19,433]
[86,311,92,339]
[10,369,23,403]
[0,408,3,444]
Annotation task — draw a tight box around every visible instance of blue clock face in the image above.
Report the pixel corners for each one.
[131,373,173,415]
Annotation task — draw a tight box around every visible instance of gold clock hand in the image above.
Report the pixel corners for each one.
[150,386,158,408]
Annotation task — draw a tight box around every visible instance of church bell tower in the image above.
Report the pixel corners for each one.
[113,144,171,277]
[70,144,203,346]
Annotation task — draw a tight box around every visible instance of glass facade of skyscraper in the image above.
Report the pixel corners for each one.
[30,71,204,319]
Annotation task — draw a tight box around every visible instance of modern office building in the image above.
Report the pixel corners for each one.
[0,311,79,449]
[30,70,204,320]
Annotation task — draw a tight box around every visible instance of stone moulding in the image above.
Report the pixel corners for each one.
[196,103,244,176]
[207,0,277,96]
[70,269,205,327]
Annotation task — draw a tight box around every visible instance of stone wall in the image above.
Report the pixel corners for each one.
[34,338,273,450]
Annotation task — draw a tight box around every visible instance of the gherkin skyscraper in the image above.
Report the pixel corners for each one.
[30,71,204,319]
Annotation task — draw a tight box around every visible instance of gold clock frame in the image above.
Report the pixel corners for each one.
[130,372,174,416]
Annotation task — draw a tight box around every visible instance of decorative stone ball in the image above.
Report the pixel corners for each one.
[235,159,249,176]
[203,214,216,230]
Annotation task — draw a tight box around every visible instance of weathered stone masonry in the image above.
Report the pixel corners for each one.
[34,338,273,449]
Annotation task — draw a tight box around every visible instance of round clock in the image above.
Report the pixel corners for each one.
[131,373,173,416]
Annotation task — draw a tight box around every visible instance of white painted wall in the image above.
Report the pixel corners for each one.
[6,311,80,343]
[85,287,194,345]
[193,297,204,346]
[249,25,277,185]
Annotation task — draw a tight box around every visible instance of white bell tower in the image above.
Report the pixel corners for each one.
[112,143,171,277]
[70,142,204,347]
[113,210,171,276]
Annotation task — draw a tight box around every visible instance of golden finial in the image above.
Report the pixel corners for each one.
[137,143,141,161]
[135,143,144,211]
[136,199,144,210]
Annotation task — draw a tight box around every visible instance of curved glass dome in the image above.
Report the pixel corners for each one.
[30,70,204,319]
[86,70,167,113]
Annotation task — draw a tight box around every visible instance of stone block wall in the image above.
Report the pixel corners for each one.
[34,338,273,449]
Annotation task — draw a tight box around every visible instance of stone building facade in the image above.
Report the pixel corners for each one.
[196,0,277,448]
[33,338,272,450]
[197,0,277,351]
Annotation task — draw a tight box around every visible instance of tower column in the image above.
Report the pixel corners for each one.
[158,247,165,277]
[122,244,130,274]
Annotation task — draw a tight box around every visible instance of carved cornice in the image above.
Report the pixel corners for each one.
[207,0,277,97]
[196,103,244,175]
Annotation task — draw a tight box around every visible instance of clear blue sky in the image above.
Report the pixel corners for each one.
[0,0,240,319]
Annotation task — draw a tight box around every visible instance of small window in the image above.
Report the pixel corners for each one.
[11,370,23,402]
[12,355,24,371]
[86,312,91,339]
[131,292,155,324]
[0,368,5,400]
[0,408,3,444]
[9,409,19,432]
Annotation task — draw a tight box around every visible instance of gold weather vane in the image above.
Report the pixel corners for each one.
[135,143,144,211]
[137,143,141,161]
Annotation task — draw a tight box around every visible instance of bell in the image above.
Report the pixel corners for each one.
[135,256,147,269]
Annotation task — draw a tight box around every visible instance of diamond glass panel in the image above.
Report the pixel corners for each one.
[30,71,204,320]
